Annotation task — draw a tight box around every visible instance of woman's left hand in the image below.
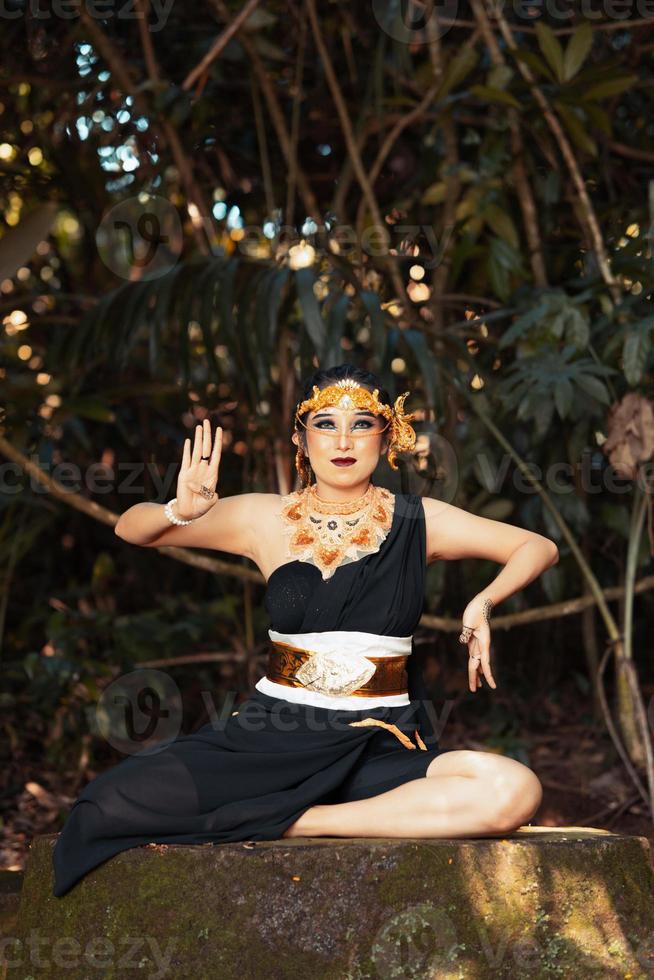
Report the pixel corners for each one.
[459,595,497,692]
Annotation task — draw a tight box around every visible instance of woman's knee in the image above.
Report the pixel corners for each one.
[490,767,543,832]
[426,750,543,833]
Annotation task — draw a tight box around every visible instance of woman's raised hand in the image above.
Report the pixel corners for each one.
[176,420,222,521]
[459,595,497,693]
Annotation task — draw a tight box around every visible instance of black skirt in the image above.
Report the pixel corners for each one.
[52,689,442,898]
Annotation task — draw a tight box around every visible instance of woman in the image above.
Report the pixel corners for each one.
[52,363,555,897]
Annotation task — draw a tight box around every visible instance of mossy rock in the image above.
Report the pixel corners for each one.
[6,827,654,979]
[0,871,22,945]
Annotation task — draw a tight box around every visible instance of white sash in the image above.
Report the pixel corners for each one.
[255,629,413,710]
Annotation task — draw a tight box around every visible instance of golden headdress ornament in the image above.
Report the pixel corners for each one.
[294,378,417,471]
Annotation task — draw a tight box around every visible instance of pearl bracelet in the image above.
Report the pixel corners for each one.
[164,498,195,526]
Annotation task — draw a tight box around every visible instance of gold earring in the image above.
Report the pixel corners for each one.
[294,443,312,488]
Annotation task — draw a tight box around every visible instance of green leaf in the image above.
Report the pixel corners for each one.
[196,260,227,383]
[516,392,533,422]
[498,302,550,350]
[241,7,277,29]
[555,102,597,156]
[437,46,479,100]
[295,267,326,358]
[487,239,512,301]
[487,65,514,90]
[468,84,521,109]
[554,378,574,418]
[565,306,590,349]
[251,35,288,62]
[421,181,447,205]
[152,266,185,334]
[631,313,654,332]
[324,291,349,369]
[511,46,555,83]
[582,102,612,137]
[252,266,276,363]
[575,373,610,404]
[540,171,561,205]
[563,20,593,82]
[534,396,555,436]
[484,204,520,249]
[535,22,565,83]
[580,75,638,101]
[121,281,159,375]
[359,289,387,369]
[234,264,266,407]
[623,331,650,387]
[58,397,116,422]
[173,266,197,390]
[550,312,566,339]
[401,329,438,409]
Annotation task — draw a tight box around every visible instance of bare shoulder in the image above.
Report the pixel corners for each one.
[422,496,558,564]
[200,492,285,561]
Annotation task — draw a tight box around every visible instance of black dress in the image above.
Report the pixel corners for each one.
[52,492,443,898]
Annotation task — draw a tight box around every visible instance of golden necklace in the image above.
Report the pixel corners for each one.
[308,482,373,514]
[279,482,395,580]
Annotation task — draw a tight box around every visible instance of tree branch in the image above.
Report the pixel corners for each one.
[182,0,262,93]
[305,0,412,319]
[470,0,548,287]
[78,6,214,256]
[0,435,262,585]
[484,0,622,303]
[209,0,321,222]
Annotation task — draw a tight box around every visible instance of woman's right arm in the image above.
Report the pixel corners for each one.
[113,419,270,560]
[114,493,266,559]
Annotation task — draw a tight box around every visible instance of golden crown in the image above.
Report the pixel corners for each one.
[294,379,417,470]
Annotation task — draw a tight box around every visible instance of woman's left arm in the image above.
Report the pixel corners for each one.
[422,497,559,692]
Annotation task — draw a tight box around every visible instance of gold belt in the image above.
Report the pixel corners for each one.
[244,640,428,752]
[256,641,428,752]
[267,640,409,698]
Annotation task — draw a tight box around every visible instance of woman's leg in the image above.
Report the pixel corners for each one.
[282,749,542,840]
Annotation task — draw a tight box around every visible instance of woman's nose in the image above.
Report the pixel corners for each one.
[336,428,353,450]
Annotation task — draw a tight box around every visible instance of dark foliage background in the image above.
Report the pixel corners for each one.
[1,0,654,868]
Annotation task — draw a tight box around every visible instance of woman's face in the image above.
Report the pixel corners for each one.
[292,403,390,486]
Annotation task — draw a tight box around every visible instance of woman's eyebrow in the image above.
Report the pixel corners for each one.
[312,410,377,419]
